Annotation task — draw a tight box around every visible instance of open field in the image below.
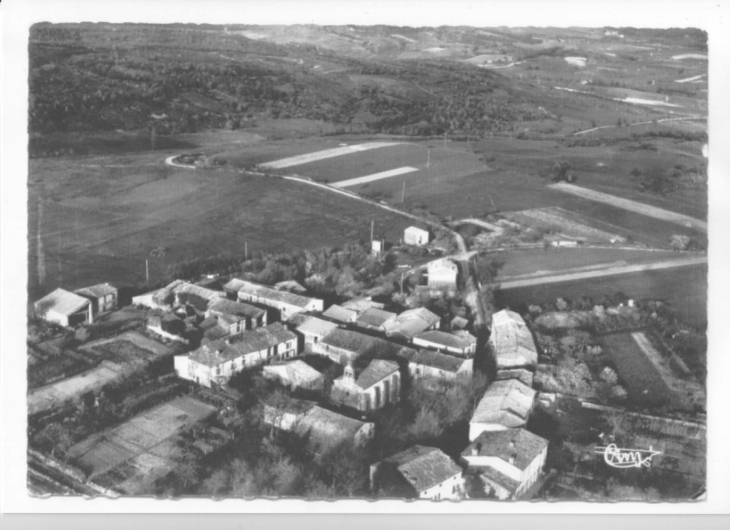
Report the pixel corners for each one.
[601,332,675,407]
[332,166,419,188]
[494,255,706,290]
[85,331,172,364]
[550,183,707,231]
[504,207,625,243]
[258,141,403,169]
[496,263,707,328]
[66,396,217,489]
[28,151,416,296]
[495,248,691,279]
[27,353,94,390]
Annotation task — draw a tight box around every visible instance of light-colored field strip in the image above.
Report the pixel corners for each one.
[331,166,419,188]
[494,256,706,290]
[549,183,708,231]
[258,142,402,169]
[676,74,706,84]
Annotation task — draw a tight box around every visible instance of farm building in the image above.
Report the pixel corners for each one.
[322,304,358,324]
[451,315,469,331]
[490,310,538,370]
[34,288,93,327]
[315,328,416,365]
[147,312,189,344]
[461,428,548,500]
[427,259,459,292]
[469,379,537,441]
[205,298,267,338]
[370,445,465,500]
[404,226,430,246]
[263,398,374,450]
[331,359,401,413]
[355,307,397,331]
[132,280,225,312]
[74,283,118,316]
[412,330,477,357]
[383,307,441,341]
[225,278,324,321]
[409,349,473,383]
[263,360,325,391]
[174,322,297,389]
[296,316,339,352]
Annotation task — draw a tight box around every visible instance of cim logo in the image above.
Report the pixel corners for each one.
[595,444,662,469]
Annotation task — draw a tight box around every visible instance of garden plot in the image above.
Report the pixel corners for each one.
[258,141,403,169]
[67,396,217,480]
[82,331,173,364]
[549,183,707,232]
[504,207,624,243]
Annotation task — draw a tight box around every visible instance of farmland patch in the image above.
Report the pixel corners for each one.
[504,207,624,243]
[258,142,403,169]
[549,183,707,231]
[332,166,419,188]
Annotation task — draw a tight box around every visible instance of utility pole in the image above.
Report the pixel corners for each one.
[401,181,406,203]
[370,220,374,242]
[427,149,430,169]
[245,241,248,260]
[145,259,149,285]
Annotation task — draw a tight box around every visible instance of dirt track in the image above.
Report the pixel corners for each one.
[494,255,707,290]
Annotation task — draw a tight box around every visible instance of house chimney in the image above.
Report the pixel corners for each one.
[509,453,516,465]
[472,442,482,456]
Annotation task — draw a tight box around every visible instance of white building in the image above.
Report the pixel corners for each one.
[296,316,339,352]
[174,322,297,389]
[74,283,118,316]
[371,445,465,500]
[132,280,225,312]
[34,288,93,327]
[404,226,430,246]
[427,259,458,292]
[461,428,548,500]
[469,379,537,441]
[490,309,538,370]
[383,307,441,341]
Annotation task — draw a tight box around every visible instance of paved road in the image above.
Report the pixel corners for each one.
[493,255,707,290]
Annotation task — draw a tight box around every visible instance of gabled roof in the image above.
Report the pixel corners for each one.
[405,226,429,236]
[410,349,467,373]
[266,397,317,416]
[264,360,323,384]
[227,278,320,308]
[490,310,538,368]
[451,315,469,330]
[471,379,536,428]
[414,330,476,351]
[321,328,415,358]
[356,307,397,328]
[35,288,90,316]
[462,428,548,471]
[383,307,440,339]
[495,369,534,388]
[188,322,296,367]
[341,297,385,313]
[428,258,458,273]
[208,298,266,319]
[352,359,399,389]
[297,316,339,337]
[381,445,462,494]
[152,280,224,308]
[74,283,117,299]
[479,465,521,495]
[294,405,373,447]
[274,280,307,293]
[322,304,358,323]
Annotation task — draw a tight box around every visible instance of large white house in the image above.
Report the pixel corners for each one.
[74,283,118,316]
[461,428,548,500]
[490,309,538,370]
[331,359,401,412]
[404,226,430,246]
[132,280,225,312]
[469,379,537,441]
[371,445,465,500]
[174,322,297,389]
[413,330,477,357]
[224,278,323,321]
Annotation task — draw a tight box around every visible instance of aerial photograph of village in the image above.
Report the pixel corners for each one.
[24,20,708,502]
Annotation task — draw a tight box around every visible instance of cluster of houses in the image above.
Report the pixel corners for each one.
[33,263,547,500]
